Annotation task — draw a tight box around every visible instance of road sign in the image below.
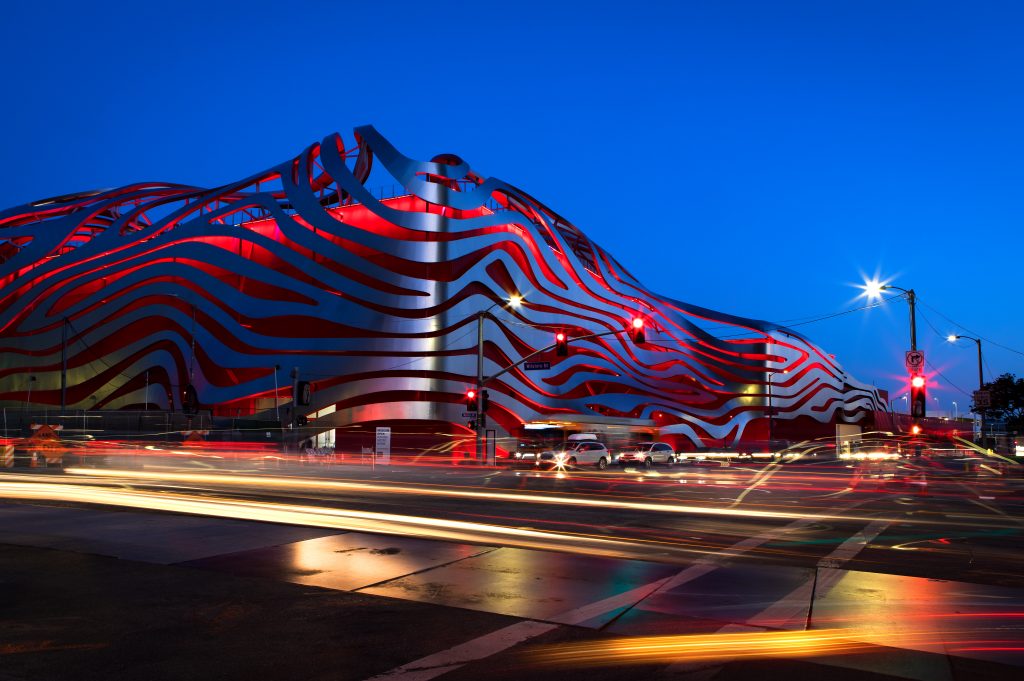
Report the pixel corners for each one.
[974,390,991,408]
[375,426,391,465]
[524,361,550,370]
[462,411,478,418]
[905,350,925,373]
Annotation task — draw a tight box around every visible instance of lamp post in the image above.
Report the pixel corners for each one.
[865,281,923,423]
[865,282,917,350]
[952,401,958,420]
[876,285,918,352]
[273,364,281,422]
[901,395,908,413]
[766,369,788,450]
[474,294,523,464]
[947,334,984,442]
[933,396,940,418]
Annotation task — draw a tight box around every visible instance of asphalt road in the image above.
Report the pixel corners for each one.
[2,452,1023,680]
[7,452,1023,587]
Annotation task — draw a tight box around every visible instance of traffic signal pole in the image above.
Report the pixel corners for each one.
[907,289,917,352]
[472,321,647,464]
[475,311,485,463]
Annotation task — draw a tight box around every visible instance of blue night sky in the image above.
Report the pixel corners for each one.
[2,0,1022,414]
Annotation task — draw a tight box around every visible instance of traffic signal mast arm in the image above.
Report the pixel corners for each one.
[483,326,642,387]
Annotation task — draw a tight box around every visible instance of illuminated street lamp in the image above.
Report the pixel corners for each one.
[947,334,984,441]
[864,282,918,352]
[952,400,958,420]
[474,294,523,463]
[865,281,924,426]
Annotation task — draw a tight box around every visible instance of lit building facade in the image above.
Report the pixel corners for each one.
[0,126,884,453]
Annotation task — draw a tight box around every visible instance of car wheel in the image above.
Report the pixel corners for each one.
[566,457,577,469]
[643,457,653,470]
[667,455,675,466]
[597,457,608,470]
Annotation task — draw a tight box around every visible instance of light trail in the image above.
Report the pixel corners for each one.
[56,467,1022,529]
[525,624,1024,668]
[526,629,880,667]
[0,478,751,563]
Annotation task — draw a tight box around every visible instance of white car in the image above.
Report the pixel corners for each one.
[537,441,611,470]
[616,442,676,469]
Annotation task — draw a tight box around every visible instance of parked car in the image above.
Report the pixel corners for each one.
[537,440,611,470]
[616,442,676,469]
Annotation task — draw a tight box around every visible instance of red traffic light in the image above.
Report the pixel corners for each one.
[465,389,478,411]
[555,332,568,356]
[631,317,645,344]
[911,424,921,435]
[910,373,926,419]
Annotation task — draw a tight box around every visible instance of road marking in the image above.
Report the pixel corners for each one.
[364,507,865,680]
[666,518,892,674]
[746,519,891,629]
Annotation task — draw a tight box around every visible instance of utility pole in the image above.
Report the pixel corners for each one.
[60,317,68,415]
[475,311,485,463]
[907,289,917,351]
[274,364,281,422]
[949,334,985,445]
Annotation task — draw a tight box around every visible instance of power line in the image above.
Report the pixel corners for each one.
[925,358,972,397]
[918,298,1024,358]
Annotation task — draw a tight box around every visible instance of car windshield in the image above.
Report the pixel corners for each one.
[626,443,654,452]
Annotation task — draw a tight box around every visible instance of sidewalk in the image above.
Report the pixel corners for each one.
[1,500,1021,680]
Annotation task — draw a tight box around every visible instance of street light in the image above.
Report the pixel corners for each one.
[766,369,788,450]
[474,294,523,463]
[947,334,984,441]
[866,281,924,426]
[865,283,918,351]
[933,396,940,418]
[901,395,908,413]
[952,400,958,420]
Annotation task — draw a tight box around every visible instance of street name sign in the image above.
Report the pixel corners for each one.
[462,411,478,418]
[524,361,550,370]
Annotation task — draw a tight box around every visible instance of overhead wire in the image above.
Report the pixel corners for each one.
[917,298,1024,358]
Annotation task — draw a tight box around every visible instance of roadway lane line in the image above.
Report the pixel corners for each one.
[665,518,892,675]
[364,505,869,681]
[746,519,891,629]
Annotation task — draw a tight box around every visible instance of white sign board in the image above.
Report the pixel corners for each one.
[905,350,925,373]
[375,426,391,465]
[974,390,991,408]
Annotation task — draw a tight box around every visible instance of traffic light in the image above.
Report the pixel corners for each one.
[910,374,926,419]
[183,383,197,413]
[295,380,311,406]
[555,332,569,356]
[481,389,490,412]
[631,317,645,344]
[465,389,478,411]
